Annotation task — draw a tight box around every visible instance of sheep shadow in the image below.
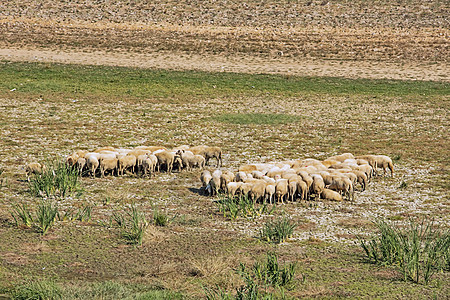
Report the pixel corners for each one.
[188,187,204,196]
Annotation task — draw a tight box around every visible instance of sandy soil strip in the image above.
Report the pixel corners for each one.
[1,47,448,82]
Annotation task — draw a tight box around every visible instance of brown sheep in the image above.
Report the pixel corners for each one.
[275,179,289,204]
[154,151,177,173]
[100,158,118,177]
[25,162,46,181]
[321,189,343,202]
[118,154,137,176]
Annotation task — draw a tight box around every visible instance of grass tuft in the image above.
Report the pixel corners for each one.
[259,217,297,244]
[36,200,59,235]
[205,252,296,299]
[216,194,274,221]
[358,218,449,284]
[10,202,33,228]
[11,280,62,300]
[112,204,149,246]
[28,159,82,198]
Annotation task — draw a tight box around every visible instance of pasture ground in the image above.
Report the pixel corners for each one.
[0,0,449,298]
[0,62,448,298]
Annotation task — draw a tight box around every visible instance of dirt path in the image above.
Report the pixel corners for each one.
[1,47,448,82]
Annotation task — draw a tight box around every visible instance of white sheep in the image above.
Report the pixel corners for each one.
[99,158,118,177]
[118,154,137,176]
[264,184,276,204]
[321,188,343,202]
[200,170,212,195]
[275,179,289,204]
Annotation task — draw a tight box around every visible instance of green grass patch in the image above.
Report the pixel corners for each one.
[259,217,297,244]
[358,219,449,284]
[28,160,82,199]
[214,113,300,125]
[1,61,448,101]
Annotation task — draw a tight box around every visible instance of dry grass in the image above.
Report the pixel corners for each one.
[0,1,449,62]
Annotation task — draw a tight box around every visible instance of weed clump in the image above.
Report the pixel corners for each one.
[205,252,297,299]
[216,194,274,221]
[28,159,82,198]
[112,204,149,246]
[358,219,449,284]
[259,217,297,244]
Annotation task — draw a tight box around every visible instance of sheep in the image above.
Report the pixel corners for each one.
[94,146,116,153]
[328,176,354,201]
[264,184,276,204]
[220,171,235,193]
[154,151,177,173]
[352,170,367,191]
[251,171,265,179]
[227,182,243,198]
[200,170,212,195]
[355,155,378,170]
[141,155,158,177]
[99,158,118,177]
[235,171,248,182]
[76,157,86,175]
[177,150,195,171]
[239,182,253,199]
[25,162,46,181]
[321,189,343,202]
[86,155,99,177]
[262,176,276,184]
[128,149,152,159]
[66,153,79,167]
[375,155,394,177]
[209,170,222,196]
[190,155,206,170]
[118,154,137,176]
[275,179,289,204]
[327,153,354,163]
[204,146,222,167]
[310,175,325,200]
[297,171,313,195]
[136,154,149,175]
[249,181,267,204]
[288,180,298,202]
[322,159,340,168]
[295,178,308,201]
[190,146,222,167]
[135,146,167,152]
[238,164,257,173]
[356,164,374,182]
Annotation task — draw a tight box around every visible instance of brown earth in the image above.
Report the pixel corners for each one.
[0,0,449,81]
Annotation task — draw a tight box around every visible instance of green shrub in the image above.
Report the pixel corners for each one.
[216,194,274,221]
[10,202,33,228]
[35,200,58,235]
[11,280,62,300]
[153,208,169,227]
[205,252,296,299]
[113,204,148,246]
[259,217,297,244]
[75,204,94,222]
[358,219,450,284]
[28,160,82,198]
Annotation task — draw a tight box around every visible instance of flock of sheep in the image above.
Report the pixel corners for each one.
[25,146,394,205]
[199,153,394,203]
[25,145,222,179]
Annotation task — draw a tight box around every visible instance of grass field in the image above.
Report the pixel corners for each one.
[0,61,449,298]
